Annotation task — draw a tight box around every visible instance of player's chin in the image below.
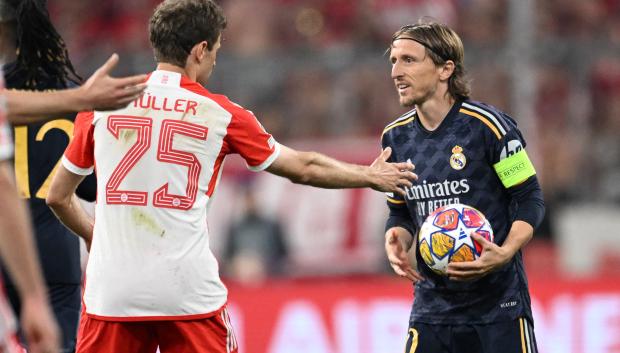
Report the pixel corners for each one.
[399,96,416,108]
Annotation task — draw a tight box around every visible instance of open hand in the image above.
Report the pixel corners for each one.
[370,147,417,196]
[446,232,511,281]
[385,229,424,283]
[79,53,147,111]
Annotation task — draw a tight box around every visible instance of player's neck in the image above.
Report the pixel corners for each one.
[415,93,455,131]
[156,63,194,81]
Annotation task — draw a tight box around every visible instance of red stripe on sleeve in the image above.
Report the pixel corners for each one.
[64,111,95,169]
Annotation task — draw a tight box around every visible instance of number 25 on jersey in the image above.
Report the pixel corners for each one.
[105,115,208,210]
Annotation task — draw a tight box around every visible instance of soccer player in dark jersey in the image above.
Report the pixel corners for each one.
[0,1,128,352]
[382,21,545,353]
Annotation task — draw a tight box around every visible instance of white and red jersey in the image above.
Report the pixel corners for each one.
[62,70,280,320]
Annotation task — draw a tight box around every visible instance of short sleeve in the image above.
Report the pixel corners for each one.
[225,109,280,171]
[62,111,95,175]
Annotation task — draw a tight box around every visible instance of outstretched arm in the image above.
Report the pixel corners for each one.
[266,145,417,196]
[5,53,146,122]
[0,162,59,353]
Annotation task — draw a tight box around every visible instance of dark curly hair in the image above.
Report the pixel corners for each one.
[3,0,82,89]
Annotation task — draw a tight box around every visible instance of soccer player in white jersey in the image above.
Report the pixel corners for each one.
[45,1,417,352]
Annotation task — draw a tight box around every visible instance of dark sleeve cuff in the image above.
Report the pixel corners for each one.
[385,202,416,236]
[508,176,546,229]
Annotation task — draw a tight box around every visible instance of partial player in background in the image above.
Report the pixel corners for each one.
[382,22,545,353]
[0,69,59,353]
[0,2,147,121]
[0,53,142,352]
[0,1,149,352]
[0,1,99,351]
[46,1,416,352]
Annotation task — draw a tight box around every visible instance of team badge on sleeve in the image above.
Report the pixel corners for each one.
[449,145,466,170]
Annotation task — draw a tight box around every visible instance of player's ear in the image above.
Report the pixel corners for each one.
[439,60,455,81]
[190,41,209,62]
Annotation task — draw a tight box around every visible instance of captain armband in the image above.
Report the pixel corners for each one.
[493,149,536,188]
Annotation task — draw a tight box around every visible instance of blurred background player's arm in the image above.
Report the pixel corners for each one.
[266,145,416,196]
[4,53,146,121]
[0,161,59,353]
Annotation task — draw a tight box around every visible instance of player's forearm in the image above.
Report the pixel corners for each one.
[268,145,413,193]
[500,220,534,260]
[4,88,89,122]
[48,195,94,244]
[291,151,375,188]
[0,165,47,298]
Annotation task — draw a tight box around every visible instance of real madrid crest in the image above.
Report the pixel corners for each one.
[449,145,466,170]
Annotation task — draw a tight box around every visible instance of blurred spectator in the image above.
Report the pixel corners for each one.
[224,183,289,284]
[457,0,507,45]
[588,56,620,203]
[221,0,279,55]
[534,65,582,240]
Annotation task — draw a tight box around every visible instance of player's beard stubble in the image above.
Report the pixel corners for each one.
[398,85,440,108]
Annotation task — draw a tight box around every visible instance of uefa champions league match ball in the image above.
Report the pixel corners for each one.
[418,203,494,276]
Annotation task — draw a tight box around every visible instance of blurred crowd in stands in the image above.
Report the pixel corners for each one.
[48,0,620,278]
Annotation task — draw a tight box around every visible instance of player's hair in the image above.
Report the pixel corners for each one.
[390,20,471,100]
[3,0,82,89]
[149,0,227,68]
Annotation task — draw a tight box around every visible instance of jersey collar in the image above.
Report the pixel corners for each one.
[415,100,463,135]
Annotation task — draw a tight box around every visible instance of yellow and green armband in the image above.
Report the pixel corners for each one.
[493,150,536,188]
